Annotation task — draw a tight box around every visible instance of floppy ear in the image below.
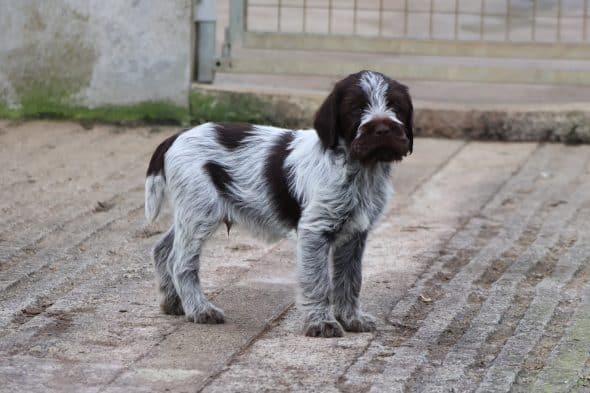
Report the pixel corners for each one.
[395,83,414,154]
[406,96,414,154]
[313,89,340,150]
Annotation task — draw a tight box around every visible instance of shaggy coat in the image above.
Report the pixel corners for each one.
[145,70,413,337]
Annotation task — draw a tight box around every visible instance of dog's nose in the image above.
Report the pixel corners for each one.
[374,123,391,136]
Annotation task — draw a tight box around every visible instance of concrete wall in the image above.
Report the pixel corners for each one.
[0,0,193,109]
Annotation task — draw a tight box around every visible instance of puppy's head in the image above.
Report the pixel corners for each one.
[314,71,413,163]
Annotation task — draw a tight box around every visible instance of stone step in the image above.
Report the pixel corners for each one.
[220,48,590,85]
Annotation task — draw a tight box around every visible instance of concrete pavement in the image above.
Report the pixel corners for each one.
[1,120,590,392]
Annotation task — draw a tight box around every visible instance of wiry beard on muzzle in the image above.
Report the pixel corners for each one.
[350,135,409,163]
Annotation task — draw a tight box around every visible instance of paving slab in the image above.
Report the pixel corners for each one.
[1,122,589,392]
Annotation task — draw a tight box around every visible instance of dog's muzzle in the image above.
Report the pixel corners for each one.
[351,121,410,163]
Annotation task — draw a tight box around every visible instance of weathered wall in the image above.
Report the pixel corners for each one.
[0,0,192,110]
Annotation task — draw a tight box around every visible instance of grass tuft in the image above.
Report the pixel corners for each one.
[1,89,305,127]
[189,91,274,125]
[0,92,273,126]
[1,92,190,125]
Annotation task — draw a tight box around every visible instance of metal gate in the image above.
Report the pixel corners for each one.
[227,0,590,58]
[245,0,589,42]
[222,0,590,85]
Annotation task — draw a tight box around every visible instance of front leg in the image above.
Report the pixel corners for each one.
[297,227,344,338]
[332,231,376,332]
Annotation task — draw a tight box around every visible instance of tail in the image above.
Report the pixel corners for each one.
[145,132,182,223]
[145,175,166,223]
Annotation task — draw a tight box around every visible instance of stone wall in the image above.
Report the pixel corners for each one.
[0,0,193,110]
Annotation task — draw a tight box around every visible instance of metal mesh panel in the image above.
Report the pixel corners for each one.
[246,0,590,43]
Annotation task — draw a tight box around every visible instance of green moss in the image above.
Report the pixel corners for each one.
[0,104,20,119]
[189,90,312,128]
[189,91,275,125]
[0,89,301,126]
[0,92,189,125]
[577,375,590,388]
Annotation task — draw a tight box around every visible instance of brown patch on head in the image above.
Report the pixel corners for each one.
[385,79,414,154]
[214,123,255,150]
[264,132,301,229]
[313,71,414,162]
[314,73,366,150]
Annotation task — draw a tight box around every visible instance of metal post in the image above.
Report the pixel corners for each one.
[557,0,562,42]
[404,0,409,36]
[194,0,216,83]
[506,0,511,41]
[454,0,459,39]
[378,0,384,36]
[532,0,537,41]
[303,0,307,32]
[429,0,434,39]
[277,0,282,32]
[221,0,245,70]
[584,0,589,41]
[227,0,246,47]
[480,0,485,40]
[328,0,333,34]
[353,0,358,35]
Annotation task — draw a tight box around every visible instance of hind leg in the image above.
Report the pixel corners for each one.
[153,227,184,315]
[170,217,224,324]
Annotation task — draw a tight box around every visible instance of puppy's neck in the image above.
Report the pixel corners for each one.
[332,141,393,174]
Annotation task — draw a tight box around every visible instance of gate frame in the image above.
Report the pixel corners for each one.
[224,0,590,61]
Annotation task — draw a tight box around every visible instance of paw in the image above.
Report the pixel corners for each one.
[160,301,184,316]
[337,313,376,333]
[304,320,344,338]
[186,304,225,324]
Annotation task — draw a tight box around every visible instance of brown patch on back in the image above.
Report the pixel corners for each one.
[146,131,184,178]
[264,132,301,229]
[214,123,255,150]
[203,161,233,196]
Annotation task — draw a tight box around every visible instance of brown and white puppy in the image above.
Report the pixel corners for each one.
[145,70,413,337]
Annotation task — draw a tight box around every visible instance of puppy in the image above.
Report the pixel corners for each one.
[145,70,413,338]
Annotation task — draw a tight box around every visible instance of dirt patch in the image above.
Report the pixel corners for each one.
[93,201,115,213]
[395,283,444,344]
[492,256,590,391]
[435,292,484,356]
[441,223,501,280]
[475,198,560,289]
[134,228,164,239]
[228,243,256,252]
[404,291,485,392]
[475,229,537,288]
[19,302,54,318]
[385,222,500,349]
[467,290,535,385]
[511,298,577,390]
[6,308,73,356]
[393,223,498,333]
[525,238,576,287]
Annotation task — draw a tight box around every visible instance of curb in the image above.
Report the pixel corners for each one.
[416,109,590,144]
[192,85,590,144]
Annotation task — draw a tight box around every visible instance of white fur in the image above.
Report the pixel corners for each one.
[358,71,403,133]
[145,175,166,223]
